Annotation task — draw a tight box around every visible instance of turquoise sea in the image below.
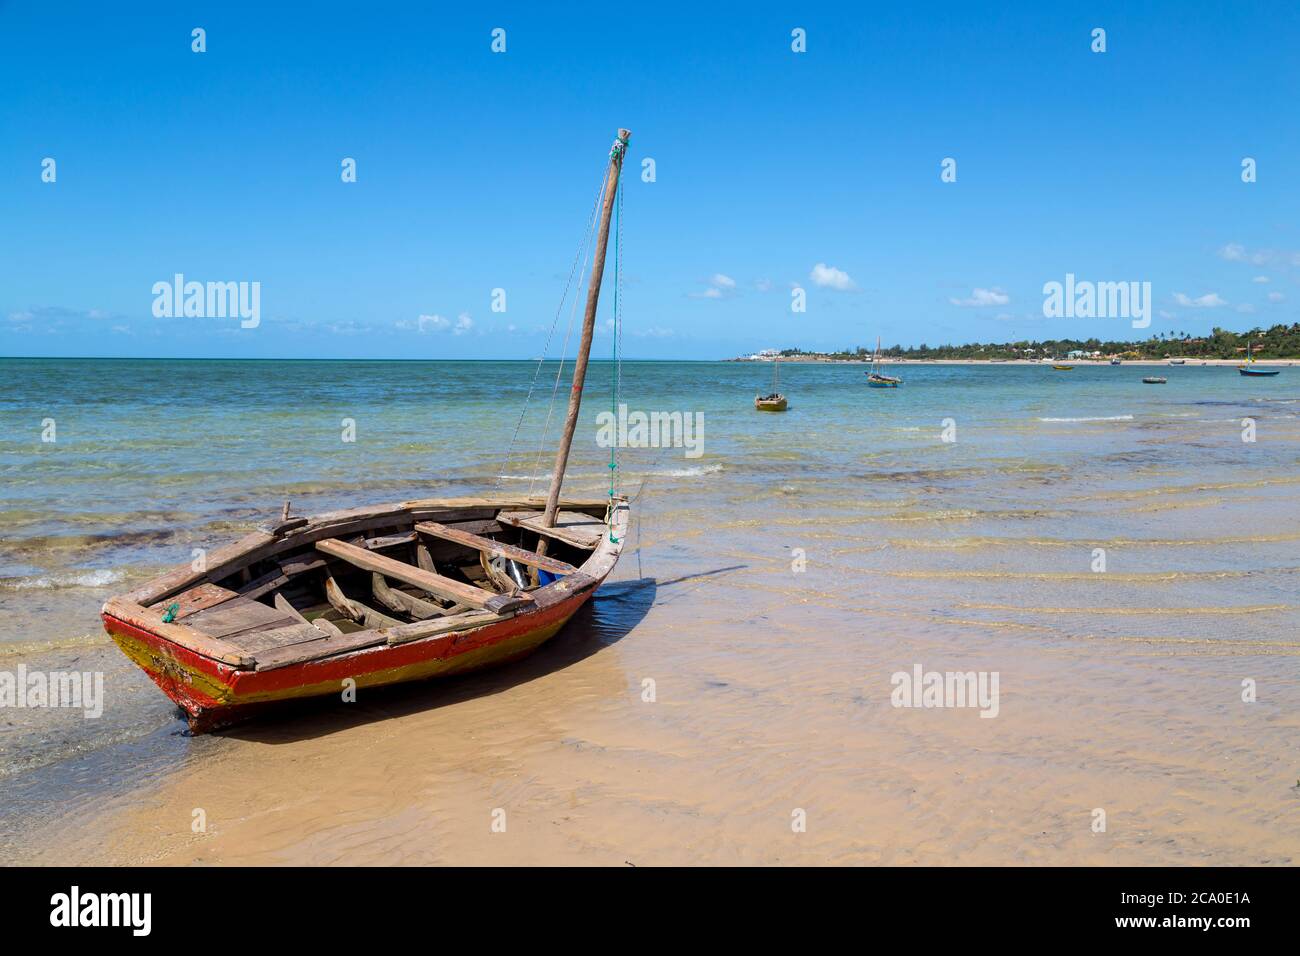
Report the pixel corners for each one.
[2,358,1298,863]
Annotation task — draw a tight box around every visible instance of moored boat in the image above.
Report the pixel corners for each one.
[865,336,902,387]
[102,128,636,732]
[1142,376,1167,384]
[1237,337,1280,376]
[755,355,788,410]
[1051,364,1074,371]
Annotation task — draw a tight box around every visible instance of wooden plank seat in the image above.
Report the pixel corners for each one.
[150,582,241,621]
[315,538,531,614]
[182,595,331,654]
[496,510,608,550]
[184,596,297,639]
[414,521,577,575]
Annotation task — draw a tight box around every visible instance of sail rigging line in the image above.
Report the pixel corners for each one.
[528,177,606,496]
[530,224,592,495]
[496,170,606,490]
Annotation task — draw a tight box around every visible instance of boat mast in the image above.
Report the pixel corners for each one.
[538,128,631,543]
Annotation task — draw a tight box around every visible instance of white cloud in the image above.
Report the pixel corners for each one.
[1253,275,1270,283]
[326,320,372,335]
[949,287,1010,307]
[401,312,474,334]
[1173,292,1228,308]
[754,278,773,293]
[1235,304,1256,314]
[1218,243,1300,267]
[1267,291,1285,303]
[689,273,738,299]
[5,305,124,332]
[809,263,856,291]
[398,313,452,332]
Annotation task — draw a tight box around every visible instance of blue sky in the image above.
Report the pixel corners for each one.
[2,1,1298,359]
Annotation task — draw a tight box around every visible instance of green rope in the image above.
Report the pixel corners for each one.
[161,602,180,623]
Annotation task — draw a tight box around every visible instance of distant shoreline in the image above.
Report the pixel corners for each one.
[730,357,1298,367]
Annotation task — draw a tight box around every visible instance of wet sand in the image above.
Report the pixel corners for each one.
[11,501,1300,866]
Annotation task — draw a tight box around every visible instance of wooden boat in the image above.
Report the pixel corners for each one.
[102,497,627,732]
[1142,376,1167,384]
[1168,358,1186,365]
[865,336,901,387]
[1110,357,1121,366]
[755,356,787,410]
[102,129,636,733]
[1051,364,1074,371]
[1237,337,1280,376]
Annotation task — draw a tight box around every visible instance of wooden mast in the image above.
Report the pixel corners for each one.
[537,128,630,552]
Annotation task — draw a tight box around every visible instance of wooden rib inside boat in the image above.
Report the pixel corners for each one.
[102,128,635,732]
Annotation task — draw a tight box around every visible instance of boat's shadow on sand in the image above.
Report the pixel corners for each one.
[213,576,661,745]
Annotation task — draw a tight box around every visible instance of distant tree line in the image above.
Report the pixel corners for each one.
[776,323,1300,360]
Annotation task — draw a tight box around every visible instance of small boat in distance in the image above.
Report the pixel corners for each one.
[101,128,636,732]
[1238,337,1281,376]
[1143,376,1167,384]
[1110,357,1122,366]
[866,336,902,387]
[1168,358,1186,366]
[755,355,788,410]
[1052,364,1074,371]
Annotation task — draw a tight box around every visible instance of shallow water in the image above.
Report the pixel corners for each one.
[2,358,1298,864]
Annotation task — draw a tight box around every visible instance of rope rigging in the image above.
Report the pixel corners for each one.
[496,171,606,490]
